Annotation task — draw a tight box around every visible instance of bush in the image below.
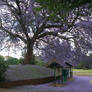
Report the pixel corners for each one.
[0,55,7,82]
[29,55,46,66]
[35,57,46,66]
[6,56,21,65]
[19,58,24,64]
[19,55,46,66]
[33,56,46,66]
[76,60,92,69]
[29,55,37,65]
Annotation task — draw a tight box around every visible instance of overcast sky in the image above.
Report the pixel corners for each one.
[0,48,22,58]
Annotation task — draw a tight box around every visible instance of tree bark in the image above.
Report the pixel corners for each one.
[23,40,34,64]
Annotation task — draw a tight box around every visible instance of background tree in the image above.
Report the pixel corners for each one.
[0,55,4,62]
[5,56,21,65]
[0,0,91,64]
[40,33,92,67]
[75,55,92,69]
[40,37,82,65]
[0,55,7,81]
[89,53,92,57]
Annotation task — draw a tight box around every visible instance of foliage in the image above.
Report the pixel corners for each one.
[0,55,7,82]
[6,56,21,65]
[37,0,91,17]
[28,55,46,66]
[74,55,92,69]
[89,53,92,57]
[0,55,4,62]
[34,56,46,66]
[41,38,71,61]
[0,0,92,64]
[30,56,46,66]
[19,58,24,64]
[40,37,83,65]
[29,55,37,65]
[19,55,46,66]
[76,60,92,69]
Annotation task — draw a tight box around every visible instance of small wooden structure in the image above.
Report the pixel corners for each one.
[65,62,73,79]
[47,60,73,84]
[48,61,62,83]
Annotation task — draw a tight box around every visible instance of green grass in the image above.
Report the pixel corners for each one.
[73,69,92,76]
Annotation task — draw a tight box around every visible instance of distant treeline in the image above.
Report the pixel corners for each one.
[75,60,92,69]
[0,55,46,66]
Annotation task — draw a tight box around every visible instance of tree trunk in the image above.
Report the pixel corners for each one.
[23,40,34,64]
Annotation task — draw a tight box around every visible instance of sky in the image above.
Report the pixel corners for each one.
[0,48,22,59]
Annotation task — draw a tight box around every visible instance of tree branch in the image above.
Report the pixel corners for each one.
[37,31,74,41]
[0,26,27,43]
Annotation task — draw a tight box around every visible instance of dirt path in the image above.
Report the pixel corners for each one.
[60,76,92,92]
[12,76,92,92]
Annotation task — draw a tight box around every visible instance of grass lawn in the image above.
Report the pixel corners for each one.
[73,69,92,76]
[5,65,54,81]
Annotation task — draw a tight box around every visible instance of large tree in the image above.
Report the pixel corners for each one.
[40,37,76,63]
[40,31,92,66]
[0,0,91,64]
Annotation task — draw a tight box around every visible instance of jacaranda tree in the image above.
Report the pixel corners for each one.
[0,0,91,64]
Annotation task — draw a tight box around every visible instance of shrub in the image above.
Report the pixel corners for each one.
[19,55,46,66]
[6,56,20,65]
[30,55,37,65]
[76,60,92,69]
[0,55,7,82]
[29,55,46,66]
[33,56,46,66]
[19,58,24,64]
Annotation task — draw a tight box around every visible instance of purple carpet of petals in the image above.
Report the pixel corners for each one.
[12,76,92,92]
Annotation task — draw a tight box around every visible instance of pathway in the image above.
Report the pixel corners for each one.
[59,76,92,92]
[12,76,92,92]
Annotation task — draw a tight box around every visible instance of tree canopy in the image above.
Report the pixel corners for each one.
[0,0,92,64]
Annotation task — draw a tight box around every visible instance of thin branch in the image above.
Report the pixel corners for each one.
[45,25,63,28]
[37,31,75,41]
[0,26,27,43]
